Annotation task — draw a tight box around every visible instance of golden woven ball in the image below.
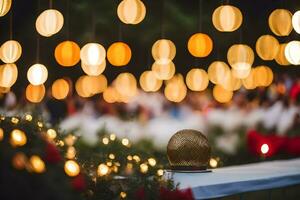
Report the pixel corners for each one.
[167,129,211,170]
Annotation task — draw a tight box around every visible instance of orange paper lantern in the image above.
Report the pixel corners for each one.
[107,42,131,66]
[26,84,45,103]
[51,79,70,100]
[187,33,213,58]
[55,41,80,67]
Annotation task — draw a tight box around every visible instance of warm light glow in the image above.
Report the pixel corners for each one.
[284,41,300,65]
[66,147,76,160]
[0,128,3,141]
[117,0,146,25]
[157,169,164,176]
[36,9,64,37]
[109,154,115,160]
[10,129,27,147]
[0,40,22,63]
[120,192,127,199]
[107,42,131,66]
[213,85,233,103]
[76,75,107,98]
[212,5,243,32]
[242,68,256,90]
[254,66,274,87]
[186,68,209,91]
[47,129,57,140]
[26,84,45,103]
[27,64,48,85]
[12,152,27,170]
[97,164,109,176]
[0,0,12,17]
[30,155,46,173]
[122,138,130,146]
[102,137,109,145]
[140,163,148,173]
[256,35,279,61]
[64,160,80,177]
[187,33,213,57]
[139,70,162,92]
[164,75,187,103]
[148,158,156,167]
[52,79,70,100]
[221,70,242,91]
[55,41,80,67]
[269,9,292,36]
[261,143,269,155]
[232,67,251,79]
[103,87,119,103]
[110,134,116,141]
[25,114,33,121]
[152,39,176,64]
[115,73,137,99]
[152,61,176,80]
[0,63,18,88]
[209,158,218,168]
[80,43,106,66]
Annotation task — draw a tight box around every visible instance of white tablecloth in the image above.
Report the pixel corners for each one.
[165,158,300,199]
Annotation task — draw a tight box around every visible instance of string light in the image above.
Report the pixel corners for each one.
[140,163,148,173]
[157,169,164,176]
[25,114,33,121]
[64,160,80,177]
[11,117,19,124]
[97,164,109,176]
[148,158,156,167]
[122,138,129,146]
[110,134,116,141]
[12,152,27,170]
[47,129,57,140]
[120,191,127,199]
[30,155,46,173]
[109,154,115,160]
[10,129,27,147]
[102,137,109,145]
[261,144,269,155]
[209,158,218,168]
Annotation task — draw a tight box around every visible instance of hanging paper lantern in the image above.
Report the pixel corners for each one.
[0,63,18,88]
[242,68,256,90]
[0,40,22,63]
[187,33,213,58]
[75,76,92,98]
[213,85,233,103]
[151,61,175,80]
[117,0,146,25]
[103,87,119,103]
[54,41,80,67]
[185,68,209,91]
[36,9,64,37]
[51,79,70,100]
[139,71,162,92]
[0,0,12,17]
[26,84,45,103]
[285,41,300,65]
[208,61,230,85]
[0,86,10,94]
[27,64,48,85]
[81,60,106,76]
[107,42,131,67]
[254,66,274,87]
[152,39,176,64]
[212,5,243,32]
[227,44,254,70]
[292,11,300,34]
[255,35,279,61]
[87,75,108,94]
[115,72,137,99]
[268,9,292,36]
[80,43,106,66]
[164,77,187,103]
[275,43,290,66]
[221,70,242,91]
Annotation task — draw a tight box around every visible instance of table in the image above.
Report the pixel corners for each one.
[165,158,300,199]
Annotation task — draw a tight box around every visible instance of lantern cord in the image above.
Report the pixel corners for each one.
[239,25,243,44]
[36,0,41,63]
[49,0,53,9]
[9,8,13,39]
[66,0,70,39]
[197,0,203,32]
[160,0,165,38]
[90,4,96,41]
[118,22,123,41]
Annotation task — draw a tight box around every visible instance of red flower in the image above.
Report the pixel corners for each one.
[44,142,62,164]
[159,187,194,200]
[71,174,86,192]
[286,136,300,155]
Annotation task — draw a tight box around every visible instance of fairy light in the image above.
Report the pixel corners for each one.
[37,121,43,128]
[10,129,27,147]
[157,169,164,176]
[102,137,109,145]
[109,153,115,160]
[97,164,109,176]
[148,158,156,167]
[121,138,129,146]
[209,158,218,168]
[11,117,19,124]
[140,163,148,173]
[133,155,140,163]
[120,192,127,199]
[64,160,80,177]
[127,155,133,161]
[25,114,33,121]
[261,143,269,155]
[110,134,116,141]
[106,161,113,167]
[47,129,57,140]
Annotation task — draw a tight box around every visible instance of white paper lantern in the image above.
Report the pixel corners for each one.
[293,11,300,34]
[80,43,106,66]
[227,44,254,70]
[117,0,146,25]
[36,9,64,37]
[152,39,176,64]
[0,63,18,88]
[0,40,22,63]
[27,64,48,85]
[208,61,230,85]
[0,0,12,17]
[185,68,209,91]
[285,41,300,65]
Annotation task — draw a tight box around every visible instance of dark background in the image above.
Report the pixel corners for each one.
[1,0,300,96]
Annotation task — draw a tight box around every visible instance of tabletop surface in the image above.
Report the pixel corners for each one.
[165,158,300,199]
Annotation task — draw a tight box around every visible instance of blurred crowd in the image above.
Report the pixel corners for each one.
[1,73,300,146]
